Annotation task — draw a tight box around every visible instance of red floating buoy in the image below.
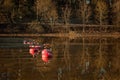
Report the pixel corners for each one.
[41,49,52,62]
[29,48,35,55]
[29,45,40,57]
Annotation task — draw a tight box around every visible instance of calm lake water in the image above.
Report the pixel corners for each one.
[0,37,120,80]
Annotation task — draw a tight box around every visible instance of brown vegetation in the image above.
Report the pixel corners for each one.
[0,0,119,34]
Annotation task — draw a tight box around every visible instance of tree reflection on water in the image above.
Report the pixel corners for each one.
[0,37,119,80]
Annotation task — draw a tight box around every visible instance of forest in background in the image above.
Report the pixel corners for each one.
[0,0,120,34]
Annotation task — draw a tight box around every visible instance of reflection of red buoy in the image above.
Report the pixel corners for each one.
[42,49,52,62]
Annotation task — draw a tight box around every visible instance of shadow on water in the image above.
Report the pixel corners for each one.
[0,37,120,80]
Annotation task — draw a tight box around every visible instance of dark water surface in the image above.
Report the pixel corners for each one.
[0,37,120,80]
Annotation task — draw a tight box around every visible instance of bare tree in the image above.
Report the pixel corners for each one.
[112,0,120,31]
[27,20,44,33]
[62,5,71,25]
[61,5,72,33]
[0,0,15,23]
[77,0,91,24]
[77,0,92,32]
[95,0,109,25]
[36,0,58,32]
[36,0,58,23]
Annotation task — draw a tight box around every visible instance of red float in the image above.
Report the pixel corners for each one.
[41,49,52,62]
[29,45,41,57]
[29,48,35,55]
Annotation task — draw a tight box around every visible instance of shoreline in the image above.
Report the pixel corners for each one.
[0,33,120,38]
